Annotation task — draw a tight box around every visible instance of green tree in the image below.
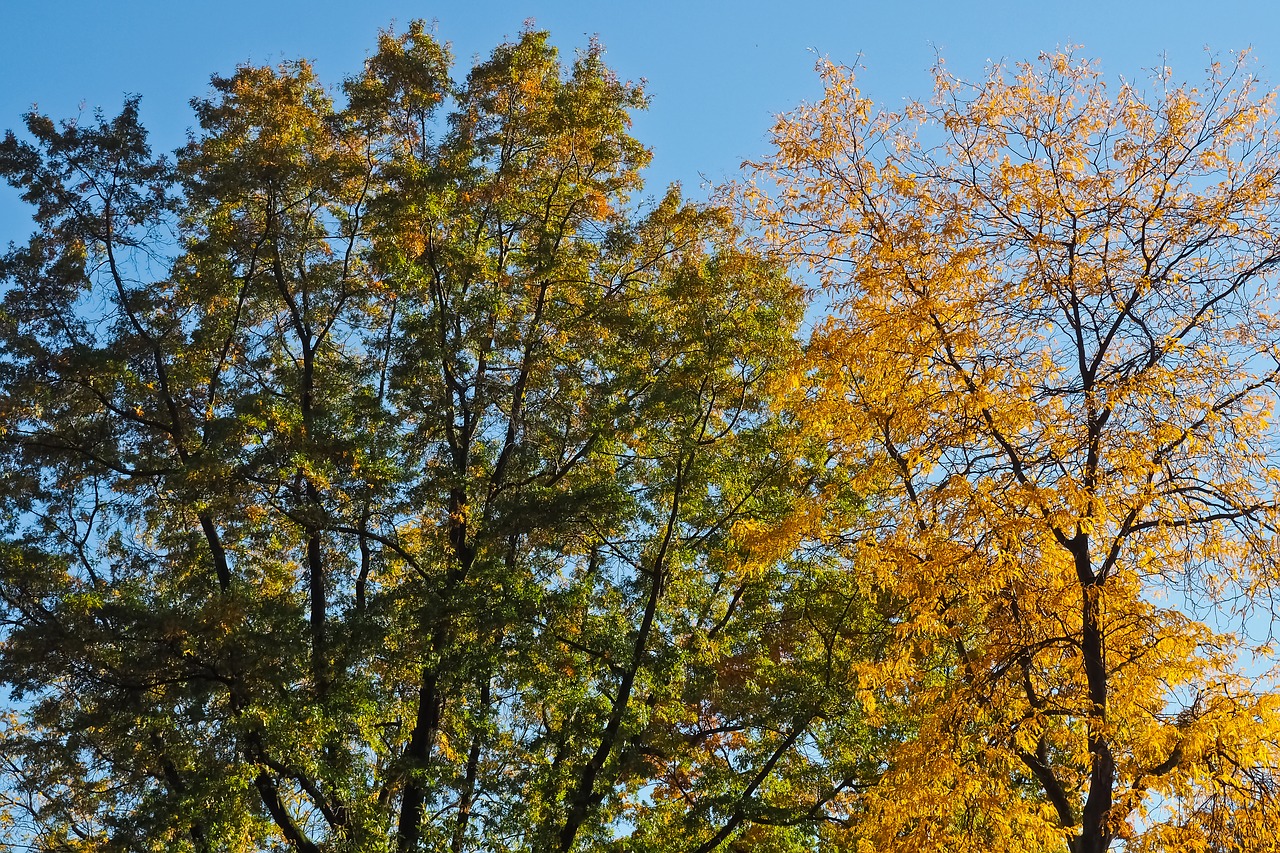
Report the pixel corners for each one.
[0,22,868,853]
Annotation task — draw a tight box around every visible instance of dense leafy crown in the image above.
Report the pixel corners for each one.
[0,21,864,853]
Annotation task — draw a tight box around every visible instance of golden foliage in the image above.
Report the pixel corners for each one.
[749,50,1280,853]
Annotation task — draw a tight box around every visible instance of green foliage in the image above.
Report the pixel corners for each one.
[0,22,871,853]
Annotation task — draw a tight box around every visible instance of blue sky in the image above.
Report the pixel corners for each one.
[0,1,1274,236]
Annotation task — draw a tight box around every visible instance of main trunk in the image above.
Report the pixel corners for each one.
[1073,535,1113,853]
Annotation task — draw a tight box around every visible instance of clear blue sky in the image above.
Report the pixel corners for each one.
[1,1,1274,237]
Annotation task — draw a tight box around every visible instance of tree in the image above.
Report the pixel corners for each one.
[750,51,1280,852]
[0,22,864,853]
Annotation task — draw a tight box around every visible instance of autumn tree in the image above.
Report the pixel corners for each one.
[0,21,876,853]
[750,52,1280,852]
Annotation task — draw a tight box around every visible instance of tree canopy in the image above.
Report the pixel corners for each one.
[0,21,876,853]
[750,49,1280,853]
[4,21,1280,853]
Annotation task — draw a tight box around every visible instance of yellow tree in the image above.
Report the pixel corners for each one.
[750,52,1280,852]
